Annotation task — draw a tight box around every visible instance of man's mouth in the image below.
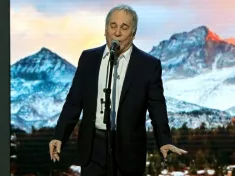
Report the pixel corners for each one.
[112,40,121,43]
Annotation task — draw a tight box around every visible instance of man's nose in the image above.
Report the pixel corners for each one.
[114,27,121,36]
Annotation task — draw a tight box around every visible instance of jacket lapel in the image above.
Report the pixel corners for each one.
[118,44,140,109]
[93,44,106,81]
[91,45,106,115]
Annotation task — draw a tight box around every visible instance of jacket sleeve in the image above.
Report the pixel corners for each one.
[147,59,172,148]
[53,51,85,146]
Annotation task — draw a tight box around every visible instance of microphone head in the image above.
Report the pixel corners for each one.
[111,40,120,46]
[110,40,120,54]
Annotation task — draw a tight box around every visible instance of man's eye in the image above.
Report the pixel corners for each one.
[111,24,116,28]
[122,26,128,30]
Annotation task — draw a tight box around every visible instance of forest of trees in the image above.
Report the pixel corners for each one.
[10,120,235,176]
[145,121,235,175]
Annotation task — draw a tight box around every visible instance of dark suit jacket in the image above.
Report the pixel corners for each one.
[53,44,172,173]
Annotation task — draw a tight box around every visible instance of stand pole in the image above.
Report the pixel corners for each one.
[103,51,117,176]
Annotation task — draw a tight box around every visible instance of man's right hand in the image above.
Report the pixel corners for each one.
[49,139,62,162]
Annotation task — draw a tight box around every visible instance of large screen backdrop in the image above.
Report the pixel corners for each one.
[10,0,235,176]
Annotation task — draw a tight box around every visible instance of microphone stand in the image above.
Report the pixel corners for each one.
[103,50,117,176]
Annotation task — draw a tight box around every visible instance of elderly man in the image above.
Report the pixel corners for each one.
[49,4,187,176]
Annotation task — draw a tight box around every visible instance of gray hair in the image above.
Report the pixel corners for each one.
[105,4,138,36]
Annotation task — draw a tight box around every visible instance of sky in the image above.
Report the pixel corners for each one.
[10,0,235,66]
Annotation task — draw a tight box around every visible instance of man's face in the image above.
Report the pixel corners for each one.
[105,10,135,55]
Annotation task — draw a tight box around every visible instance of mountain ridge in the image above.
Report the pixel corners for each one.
[10,26,234,133]
[149,25,235,80]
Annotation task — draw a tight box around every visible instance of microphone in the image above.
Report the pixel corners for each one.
[110,40,120,54]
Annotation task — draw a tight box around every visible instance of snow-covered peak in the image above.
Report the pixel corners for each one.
[149,26,235,80]
[226,106,235,116]
[11,47,76,82]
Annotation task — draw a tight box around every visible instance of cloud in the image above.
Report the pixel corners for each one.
[11,6,107,66]
[179,0,235,38]
[11,1,235,65]
[10,3,184,65]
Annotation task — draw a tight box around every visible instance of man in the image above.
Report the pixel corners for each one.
[49,4,187,176]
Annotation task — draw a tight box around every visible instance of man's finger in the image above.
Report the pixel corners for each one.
[56,142,61,154]
[175,149,182,155]
[179,149,188,154]
[160,149,168,158]
[51,155,55,162]
[54,153,60,162]
[171,147,188,155]
[49,141,55,159]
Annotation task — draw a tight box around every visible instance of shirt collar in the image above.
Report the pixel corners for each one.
[102,44,133,62]
[102,45,110,59]
[119,45,133,62]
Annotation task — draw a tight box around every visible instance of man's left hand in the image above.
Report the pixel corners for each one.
[160,144,188,158]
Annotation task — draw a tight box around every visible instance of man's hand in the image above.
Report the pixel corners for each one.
[49,139,62,162]
[160,144,188,158]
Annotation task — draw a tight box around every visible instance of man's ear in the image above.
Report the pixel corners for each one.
[133,29,136,37]
[133,33,136,40]
[104,27,108,36]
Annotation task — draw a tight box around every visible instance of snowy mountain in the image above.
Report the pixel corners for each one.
[162,67,235,111]
[11,25,234,133]
[149,25,235,80]
[225,38,235,45]
[146,97,231,131]
[11,48,76,132]
[226,106,235,116]
[11,47,75,82]
[149,26,235,111]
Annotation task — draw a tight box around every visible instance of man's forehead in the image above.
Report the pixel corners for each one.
[109,10,132,24]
